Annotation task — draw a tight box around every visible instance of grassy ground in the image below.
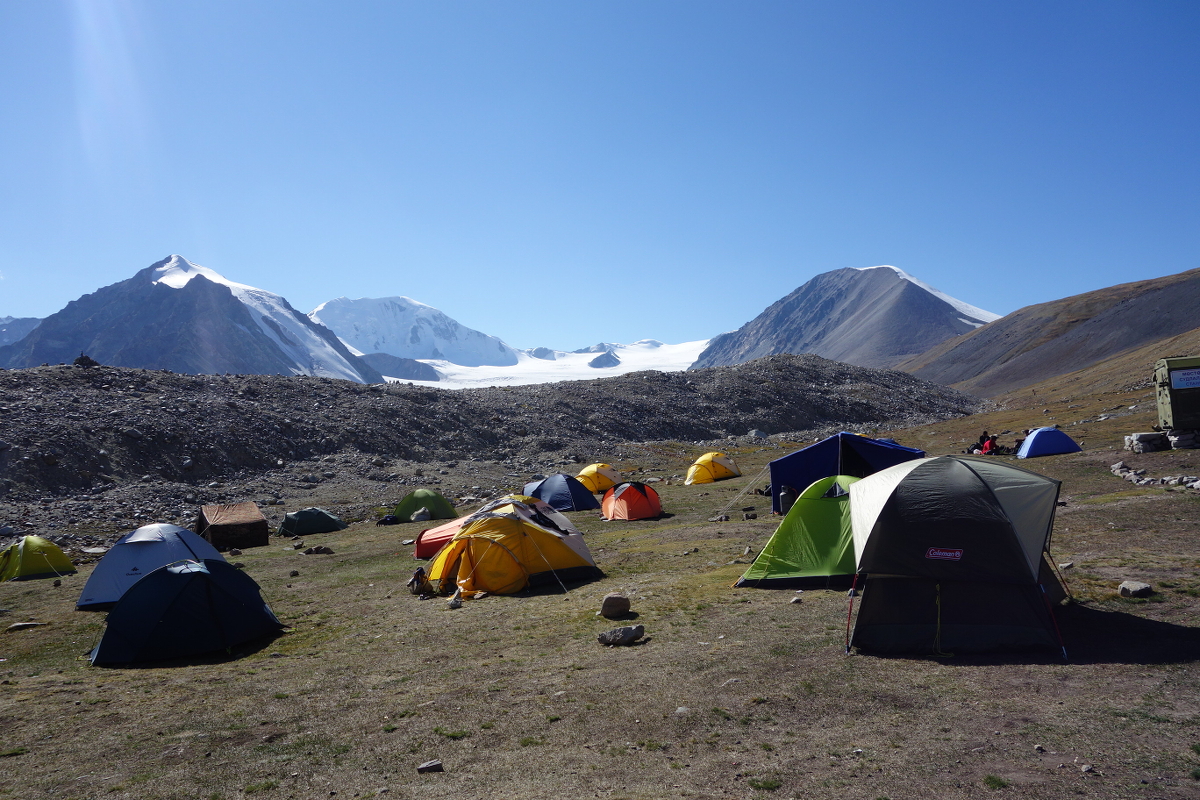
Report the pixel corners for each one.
[2,387,1200,799]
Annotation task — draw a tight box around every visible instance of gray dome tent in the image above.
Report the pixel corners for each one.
[848,456,1067,657]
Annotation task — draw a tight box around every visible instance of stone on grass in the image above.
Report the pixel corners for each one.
[416,759,444,773]
[598,625,644,646]
[600,592,631,619]
[789,596,803,604]
[1118,580,1153,598]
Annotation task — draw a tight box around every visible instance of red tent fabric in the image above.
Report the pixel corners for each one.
[602,482,662,521]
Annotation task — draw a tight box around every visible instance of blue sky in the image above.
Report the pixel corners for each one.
[1,1,1197,350]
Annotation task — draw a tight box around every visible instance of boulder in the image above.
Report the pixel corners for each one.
[598,625,644,646]
[1118,580,1153,598]
[599,593,631,619]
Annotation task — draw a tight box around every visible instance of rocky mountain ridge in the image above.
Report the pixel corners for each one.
[899,267,1200,397]
[0,256,383,383]
[693,266,997,371]
[0,354,981,510]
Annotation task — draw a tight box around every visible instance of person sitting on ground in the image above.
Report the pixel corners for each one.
[981,434,1000,455]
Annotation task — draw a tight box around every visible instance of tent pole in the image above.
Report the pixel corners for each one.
[844,573,860,654]
[1040,583,1069,662]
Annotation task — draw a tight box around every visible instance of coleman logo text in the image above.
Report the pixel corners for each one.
[926,547,963,561]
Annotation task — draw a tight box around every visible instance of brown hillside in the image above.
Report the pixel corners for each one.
[899,268,1200,396]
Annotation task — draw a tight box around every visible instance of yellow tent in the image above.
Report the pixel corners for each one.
[576,463,621,493]
[426,513,600,598]
[0,535,77,581]
[685,452,742,485]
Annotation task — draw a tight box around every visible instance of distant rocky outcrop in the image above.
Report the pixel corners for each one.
[692,266,997,370]
[358,352,440,381]
[0,316,40,348]
[900,267,1200,397]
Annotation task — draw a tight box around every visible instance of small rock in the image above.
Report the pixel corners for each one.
[289,570,300,577]
[675,706,690,715]
[417,759,444,773]
[599,592,631,619]
[6,622,47,632]
[1034,744,1046,753]
[1058,562,1074,570]
[709,514,730,522]
[401,539,415,545]
[1081,764,1095,773]
[1118,580,1153,598]
[230,562,245,569]
[597,625,644,646]
[789,596,802,604]
[228,548,242,556]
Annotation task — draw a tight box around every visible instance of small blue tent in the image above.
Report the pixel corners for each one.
[1017,427,1082,459]
[522,473,601,512]
[90,560,282,665]
[767,433,924,514]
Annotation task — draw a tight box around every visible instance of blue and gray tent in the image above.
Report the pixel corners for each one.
[522,473,601,512]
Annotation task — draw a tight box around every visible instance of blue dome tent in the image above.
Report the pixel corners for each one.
[90,560,283,665]
[522,473,601,512]
[1017,427,1082,458]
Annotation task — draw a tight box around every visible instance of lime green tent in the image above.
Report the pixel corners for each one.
[0,535,77,581]
[393,489,456,523]
[735,475,860,589]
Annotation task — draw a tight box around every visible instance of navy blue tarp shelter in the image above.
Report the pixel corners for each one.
[90,560,282,665]
[1017,427,1082,459]
[522,473,601,512]
[768,433,924,514]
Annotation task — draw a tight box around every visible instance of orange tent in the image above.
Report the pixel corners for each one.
[602,482,663,521]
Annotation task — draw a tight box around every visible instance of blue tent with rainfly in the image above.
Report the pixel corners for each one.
[77,523,225,610]
[767,433,924,514]
[90,559,283,665]
[522,473,601,512]
[1017,427,1083,459]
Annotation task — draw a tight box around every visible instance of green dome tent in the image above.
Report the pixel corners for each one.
[393,489,457,522]
[0,535,76,581]
[393,489,453,525]
[735,475,860,589]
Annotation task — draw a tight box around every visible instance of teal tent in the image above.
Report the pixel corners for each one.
[735,475,860,589]
[277,507,347,537]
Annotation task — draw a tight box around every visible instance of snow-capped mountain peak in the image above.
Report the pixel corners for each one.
[309,296,520,367]
[148,255,376,383]
[854,265,1000,325]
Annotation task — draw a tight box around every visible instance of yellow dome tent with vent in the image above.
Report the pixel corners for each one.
[425,512,601,599]
[576,463,621,493]
[685,452,742,485]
